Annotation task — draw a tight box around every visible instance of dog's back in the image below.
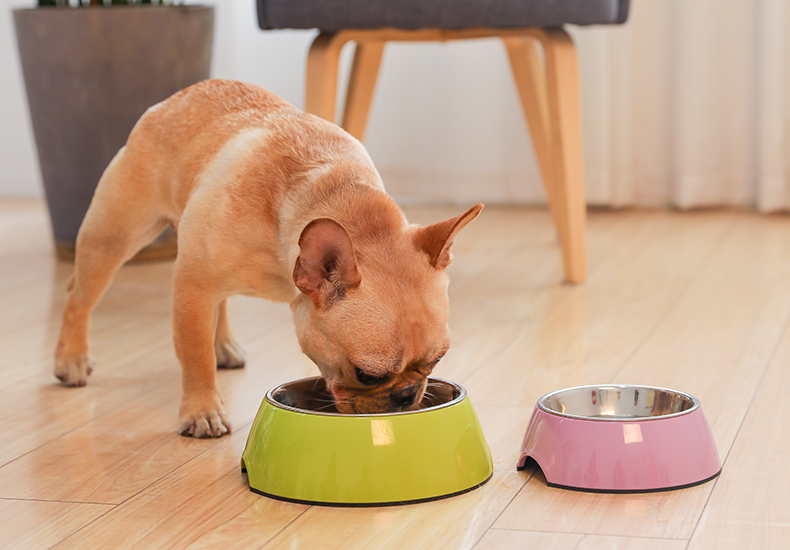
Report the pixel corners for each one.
[122,80,380,223]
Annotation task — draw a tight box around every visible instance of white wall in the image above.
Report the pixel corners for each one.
[0,0,573,204]
[1,0,40,197]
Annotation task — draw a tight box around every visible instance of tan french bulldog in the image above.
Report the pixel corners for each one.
[54,79,482,438]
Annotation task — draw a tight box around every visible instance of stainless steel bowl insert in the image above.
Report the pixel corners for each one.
[538,385,699,421]
[267,377,464,416]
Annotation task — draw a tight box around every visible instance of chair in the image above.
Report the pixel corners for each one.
[256,0,631,284]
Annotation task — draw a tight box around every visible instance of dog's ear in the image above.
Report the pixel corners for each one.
[413,204,483,269]
[294,219,361,308]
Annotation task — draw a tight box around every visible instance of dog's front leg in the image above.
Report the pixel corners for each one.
[173,268,231,438]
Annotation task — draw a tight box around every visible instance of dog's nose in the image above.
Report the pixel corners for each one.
[391,386,420,408]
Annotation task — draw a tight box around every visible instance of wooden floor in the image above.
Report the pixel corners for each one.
[1,198,789,549]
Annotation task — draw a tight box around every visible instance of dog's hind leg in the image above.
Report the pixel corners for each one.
[214,298,246,369]
[55,147,170,386]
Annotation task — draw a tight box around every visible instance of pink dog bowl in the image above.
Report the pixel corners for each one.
[518,385,721,493]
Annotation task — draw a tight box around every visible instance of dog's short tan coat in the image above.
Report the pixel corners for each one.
[55,80,482,437]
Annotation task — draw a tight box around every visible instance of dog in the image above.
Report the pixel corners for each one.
[54,79,482,438]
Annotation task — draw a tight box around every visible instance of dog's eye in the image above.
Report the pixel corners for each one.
[355,367,388,386]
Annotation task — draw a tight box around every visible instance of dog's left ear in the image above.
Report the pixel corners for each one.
[294,219,361,308]
[413,204,483,269]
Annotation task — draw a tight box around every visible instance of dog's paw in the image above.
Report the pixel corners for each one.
[215,338,246,369]
[54,353,94,387]
[178,391,232,438]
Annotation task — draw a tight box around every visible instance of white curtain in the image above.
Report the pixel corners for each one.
[574,0,790,212]
[360,0,790,211]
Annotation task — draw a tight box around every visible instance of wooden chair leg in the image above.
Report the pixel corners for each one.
[540,29,586,284]
[514,29,586,284]
[503,35,559,230]
[342,41,385,142]
[305,32,348,122]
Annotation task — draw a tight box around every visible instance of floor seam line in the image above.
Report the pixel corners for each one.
[469,470,535,550]
[683,303,790,548]
[607,212,741,383]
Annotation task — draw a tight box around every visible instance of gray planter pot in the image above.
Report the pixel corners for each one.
[14,5,214,260]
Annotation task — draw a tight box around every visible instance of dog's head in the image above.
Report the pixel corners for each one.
[291,204,482,414]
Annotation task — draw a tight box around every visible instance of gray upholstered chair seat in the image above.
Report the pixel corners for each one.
[257,0,630,32]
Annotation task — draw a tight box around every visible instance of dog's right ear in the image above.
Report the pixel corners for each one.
[413,204,483,269]
[293,219,361,309]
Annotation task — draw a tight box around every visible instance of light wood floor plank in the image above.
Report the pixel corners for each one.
[494,213,790,539]
[51,430,307,550]
[0,312,310,503]
[0,499,112,550]
[2,200,789,548]
[475,529,688,550]
[436,210,706,400]
[461,210,737,407]
[686,301,790,549]
[0,295,284,467]
[0,260,175,389]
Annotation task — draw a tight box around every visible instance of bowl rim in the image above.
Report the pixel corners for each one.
[264,376,467,418]
[537,384,700,422]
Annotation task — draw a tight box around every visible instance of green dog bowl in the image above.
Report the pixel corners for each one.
[241,377,493,506]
